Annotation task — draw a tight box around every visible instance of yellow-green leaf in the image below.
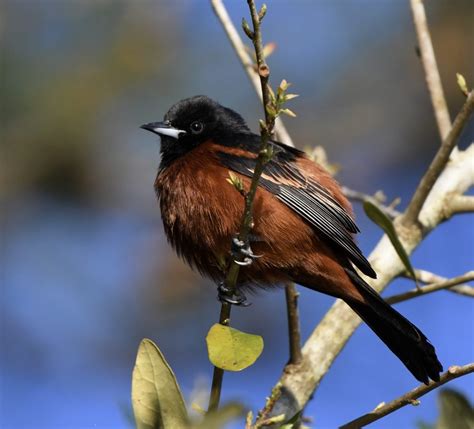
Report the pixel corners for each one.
[206,324,264,371]
[280,108,296,117]
[363,201,417,284]
[131,339,189,429]
[456,73,469,96]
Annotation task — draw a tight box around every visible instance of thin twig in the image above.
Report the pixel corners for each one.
[211,0,302,372]
[208,0,280,412]
[401,91,474,226]
[406,269,474,298]
[285,283,303,364]
[341,186,402,219]
[410,0,451,140]
[262,146,474,421]
[386,271,474,304]
[210,0,294,146]
[339,363,474,429]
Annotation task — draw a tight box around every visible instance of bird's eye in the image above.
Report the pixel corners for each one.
[190,121,204,134]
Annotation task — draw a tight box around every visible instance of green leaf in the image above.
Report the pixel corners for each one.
[226,171,244,193]
[131,339,189,429]
[206,324,264,371]
[280,108,296,118]
[284,93,299,101]
[437,388,474,429]
[363,201,417,283]
[456,73,469,97]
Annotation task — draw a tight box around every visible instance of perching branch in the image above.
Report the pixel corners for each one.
[211,0,302,371]
[208,0,285,412]
[339,364,474,429]
[386,271,474,304]
[410,0,451,140]
[401,91,474,227]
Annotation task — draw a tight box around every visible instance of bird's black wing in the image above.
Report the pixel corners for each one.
[216,137,376,278]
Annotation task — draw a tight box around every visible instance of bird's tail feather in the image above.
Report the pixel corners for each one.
[344,268,443,384]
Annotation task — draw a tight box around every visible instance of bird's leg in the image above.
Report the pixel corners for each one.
[231,236,262,266]
[217,282,251,307]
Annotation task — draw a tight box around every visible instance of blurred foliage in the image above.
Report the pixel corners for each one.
[363,200,417,283]
[417,388,474,429]
[3,2,166,201]
[132,339,189,429]
[131,338,245,429]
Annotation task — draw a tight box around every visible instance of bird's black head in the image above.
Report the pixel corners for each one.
[141,95,251,167]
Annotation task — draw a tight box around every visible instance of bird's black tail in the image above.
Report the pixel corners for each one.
[344,268,443,384]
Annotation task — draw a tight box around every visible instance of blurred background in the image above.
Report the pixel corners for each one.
[2,1,473,428]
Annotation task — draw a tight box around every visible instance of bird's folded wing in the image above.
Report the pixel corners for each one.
[217,143,376,278]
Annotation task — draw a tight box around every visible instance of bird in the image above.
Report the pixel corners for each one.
[141,95,443,384]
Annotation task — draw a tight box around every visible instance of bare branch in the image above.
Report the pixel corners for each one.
[341,186,402,219]
[211,0,474,422]
[340,363,474,429]
[445,195,474,217]
[208,0,284,412]
[401,91,474,227]
[405,269,474,298]
[211,0,302,376]
[285,283,303,364]
[265,145,474,421]
[386,271,474,304]
[410,0,451,140]
[210,0,294,146]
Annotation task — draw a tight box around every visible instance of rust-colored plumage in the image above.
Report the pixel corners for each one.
[142,95,442,384]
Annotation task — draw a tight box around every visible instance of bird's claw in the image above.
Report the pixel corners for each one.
[217,282,251,307]
[231,237,262,266]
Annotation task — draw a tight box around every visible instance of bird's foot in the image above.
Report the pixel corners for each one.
[231,237,262,266]
[217,282,251,307]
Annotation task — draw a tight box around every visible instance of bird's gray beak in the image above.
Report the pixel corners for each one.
[140,121,186,139]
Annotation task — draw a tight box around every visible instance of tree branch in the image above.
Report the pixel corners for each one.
[341,186,402,219]
[410,0,451,140]
[285,283,303,365]
[406,269,474,298]
[386,271,474,304]
[445,195,474,217]
[210,0,294,146]
[211,0,474,422]
[401,91,474,227]
[211,0,302,371]
[265,145,474,421]
[208,0,281,412]
[339,363,474,429]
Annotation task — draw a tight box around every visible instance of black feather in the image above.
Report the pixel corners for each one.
[344,268,443,384]
[217,136,376,278]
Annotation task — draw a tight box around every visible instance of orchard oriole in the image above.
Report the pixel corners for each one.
[141,95,442,384]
